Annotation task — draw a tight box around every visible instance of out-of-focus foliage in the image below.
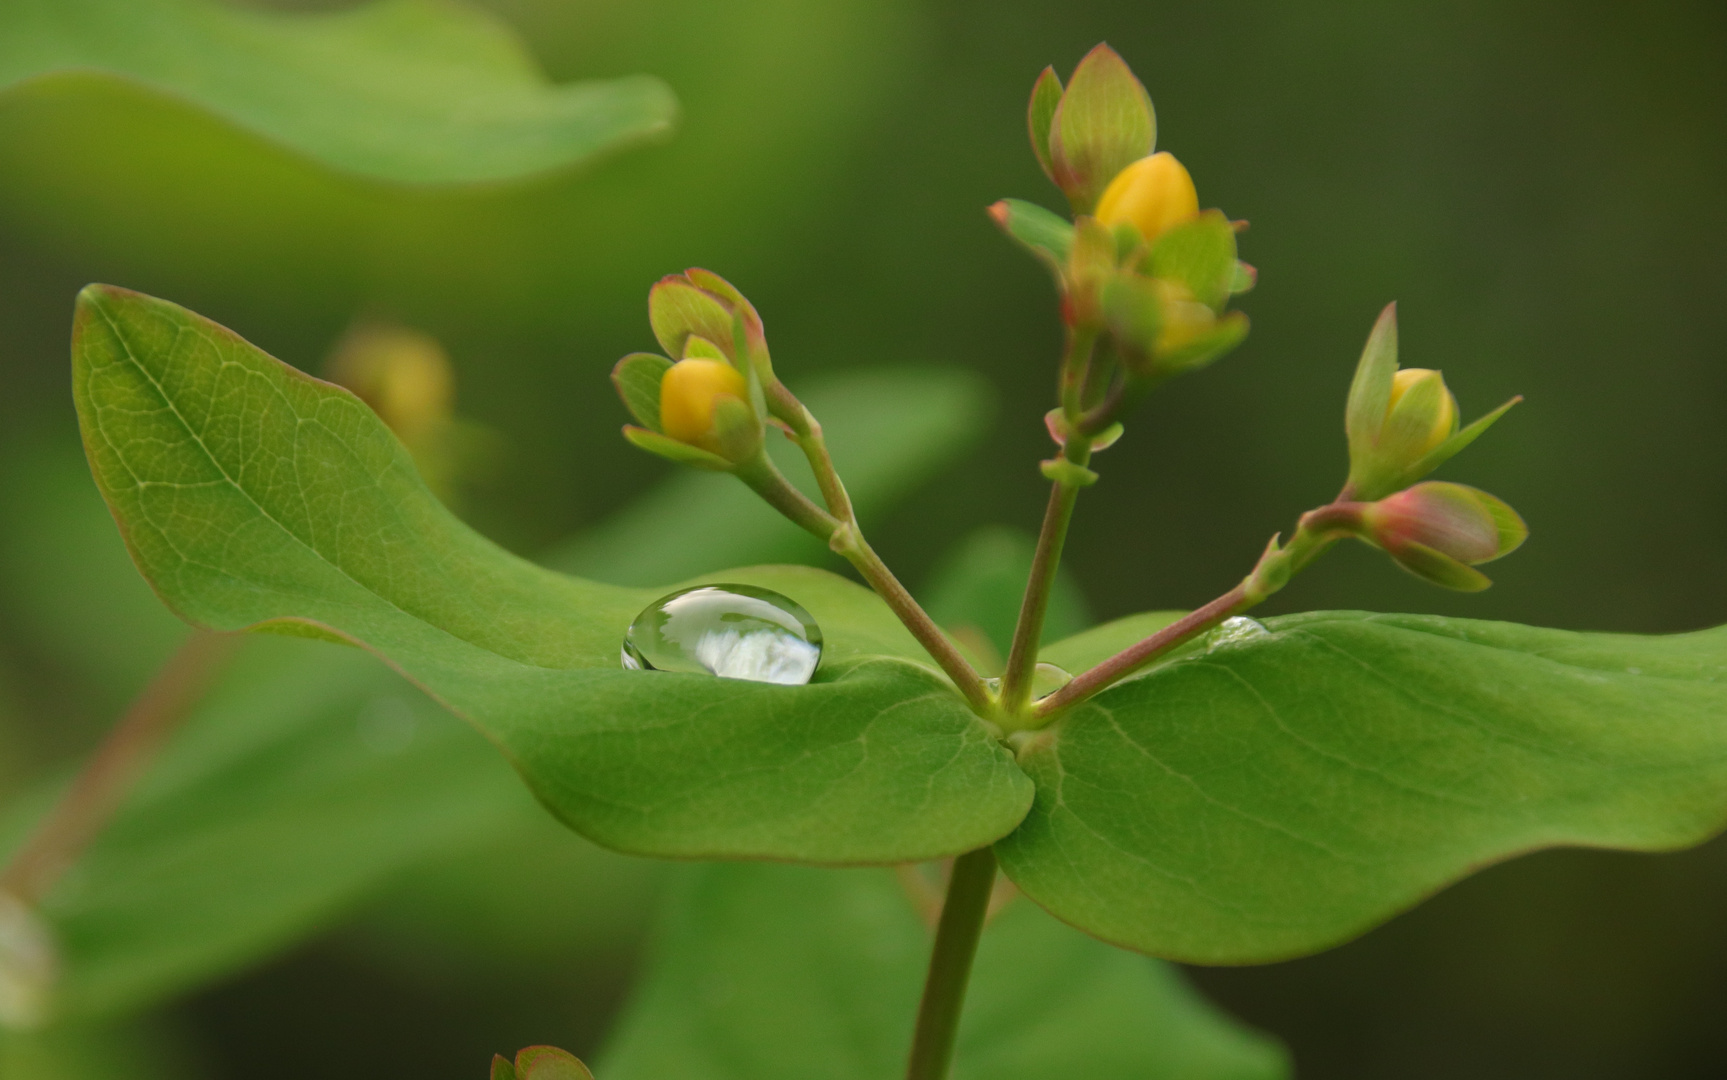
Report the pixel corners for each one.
[0,0,676,184]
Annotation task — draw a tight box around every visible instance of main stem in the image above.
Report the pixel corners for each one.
[905,846,997,1080]
[0,630,240,904]
[998,441,1091,713]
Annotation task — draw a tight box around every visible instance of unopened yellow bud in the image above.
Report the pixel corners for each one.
[1387,368,1459,455]
[1094,152,1200,243]
[660,358,748,452]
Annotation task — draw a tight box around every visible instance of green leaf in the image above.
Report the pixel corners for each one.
[923,526,1092,667]
[996,611,1727,963]
[1026,66,1063,184]
[0,637,527,1022]
[70,286,1031,864]
[599,862,1289,1079]
[0,0,677,185]
[1343,302,1399,459]
[1149,210,1238,312]
[987,199,1074,275]
[1049,43,1154,212]
[513,1046,595,1080]
[491,1055,519,1080]
[611,353,672,432]
[1393,395,1522,494]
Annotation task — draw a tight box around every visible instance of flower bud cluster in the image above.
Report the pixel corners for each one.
[611,269,776,470]
[992,44,1256,409]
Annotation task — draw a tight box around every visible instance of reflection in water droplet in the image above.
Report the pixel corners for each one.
[623,585,822,685]
[0,890,57,1031]
[1206,616,1270,652]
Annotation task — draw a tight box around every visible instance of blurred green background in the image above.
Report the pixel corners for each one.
[1,0,1725,1076]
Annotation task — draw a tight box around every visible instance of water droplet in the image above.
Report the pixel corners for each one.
[1206,616,1269,652]
[982,663,1072,703]
[623,585,822,685]
[0,891,57,1031]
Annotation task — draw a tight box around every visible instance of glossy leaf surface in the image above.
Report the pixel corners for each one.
[0,0,676,184]
[998,611,1727,962]
[600,862,1289,1079]
[70,286,1031,864]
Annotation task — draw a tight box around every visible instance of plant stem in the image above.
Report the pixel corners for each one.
[998,439,1092,714]
[735,449,994,715]
[1033,516,1347,718]
[0,630,240,904]
[905,846,997,1080]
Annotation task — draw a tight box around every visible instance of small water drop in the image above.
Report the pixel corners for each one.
[0,890,57,1031]
[1030,662,1073,701]
[623,584,822,685]
[1206,616,1270,652]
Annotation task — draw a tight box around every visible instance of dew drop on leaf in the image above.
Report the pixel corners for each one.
[1206,615,1270,651]
[622,585,823,685]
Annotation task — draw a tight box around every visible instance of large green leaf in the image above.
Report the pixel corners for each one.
[0,354,980,1020]
[600,862,1288,1079]
[0,0,676,185]
[996,611,1727,963]
[70,285,1031,864]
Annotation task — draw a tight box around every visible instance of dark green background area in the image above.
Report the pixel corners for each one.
[1,0,1724,1077]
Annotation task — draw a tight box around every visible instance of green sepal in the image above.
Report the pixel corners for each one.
[1027,65,1064,183]
[513,1046,595,1080]
[681,335,726,360]
[1066,216,1119,321]
[492,1055,520,1080]
[1049,43,1155,213]
[711,394,765,464]
[1158,310,1250,376]
[1149,210,1239,312]
[1374,370,1454,467]
[1099,274,1161,370]
[1088,421,1125,452]
[688,267,775,383]
[649,277,736,362]
[1474,486,1529,561]
[1388,396,1522,495]
[622,426,733,471]
[611,353,672,431]
[1385,539,1494,591]
[1040,457,1099,487]
[1344,303,1399,456]
[1230,261,1258,294]
[987,199,1074,277]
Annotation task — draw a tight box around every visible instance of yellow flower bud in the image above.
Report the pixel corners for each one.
[1094,152,1200,243]
[659,358,748,452]
[1387,368,1459,456]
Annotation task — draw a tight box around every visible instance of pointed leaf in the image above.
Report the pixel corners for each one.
[1384,539,1494,591]
[649,277,737,362]
[622,425,732,470]
[70,287,1033,865]
[611,353,672,431]
[1026,66,1064,183]
[599,862,1289,1079]
[987,199,1074,274]
[1343,303,1399,456]
[0,0,677,185]
[492,1055,519,1080]
[1049,44,1155,212]
[996,611,1727,963]
[1393,395,1522,492]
